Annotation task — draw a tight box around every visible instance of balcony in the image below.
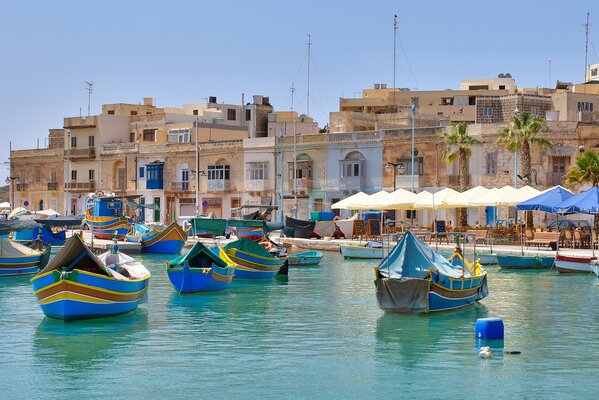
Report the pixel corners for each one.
[447,174,471,187]
[394,175,420,190]
[65,180,96,192]
[16,183,28,192]
[339,176,364,191]
[101,142,138,155]
[245,179,266,191]
[47,182,59,190]
[288,177,312,193]
[170,181,190,191]
[207,179,230,192]
[64,147,96,159]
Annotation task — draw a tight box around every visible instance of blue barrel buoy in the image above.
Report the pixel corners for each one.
[475,317,504,340]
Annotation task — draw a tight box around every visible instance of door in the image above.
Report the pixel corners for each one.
[182,169,189,191]
[118,168,126,192]
[153,197,161,222]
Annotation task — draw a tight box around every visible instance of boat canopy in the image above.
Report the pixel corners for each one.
[224,238,273,259]
[168,242,229,268]
[38,234,112,276]
[378,230,467,280]
[0,219,39,235]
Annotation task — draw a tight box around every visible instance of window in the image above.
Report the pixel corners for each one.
[342,162,361,177]
[227,109,237,121]
[143,129,156,141]
[485,152,497,174]
[146,164,164,190]
[499,85,506,90]
[531,107,540,116]
[35,167,41,183]
[483,107,493,116]
[245,109,251,121]
[130,110,138,116]
[130,132,135,142]
[107,110,115,115]
[139,167,145,178]
[397,157,424,175]
[207,165,230,180]
[578,101,594,112]
[168,128,191,143]
[592,68,598,77]
[231,197,241,210]
[406,210,417,219]
[193,109,198,115]
[314,198,324,212]
[89,169,95,180]
[50,170,57,183]
[71,170,77,181]
[181,169,189,190]
[70,136,77,148]
[88,135,95,147]
[247,162,267,180]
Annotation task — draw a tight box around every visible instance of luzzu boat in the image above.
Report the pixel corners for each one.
[288,251,323,266]
[166,242,236,293]
[224,238,287,279]
[374,230,488,313]
[554,254,595,273]
[31,234,151,320]
[126,221,188,254]
[340,241,384,259]
[497,254,554,269]
[85,196,131,240]
[0,238,51,276]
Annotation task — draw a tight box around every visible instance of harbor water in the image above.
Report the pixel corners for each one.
[1,251,598,399]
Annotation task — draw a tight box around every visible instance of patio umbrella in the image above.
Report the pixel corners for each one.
[440,186,495,209]
[556,186,599,214]
[469,185,522,207]
[331,192,371,210]
[384,188,419,210]
[0,202,10,209]
[516,186,574,213]
[349,190,391,210]
[413,188,459,210]
[517,185,542,201]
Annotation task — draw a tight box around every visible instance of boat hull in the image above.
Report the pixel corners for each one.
[31,269,150,320]
[497,255,554,269]
[86,215,130,240]
[225,249,286,279]
[167,264,234,293]
[477,254,498,265]
[340,245,383,259]
[554,255,594,273]
[288,251,323,266]
[140,222,187,254]
[0,245,50,277]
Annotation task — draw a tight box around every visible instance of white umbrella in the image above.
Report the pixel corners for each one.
[0,202,10,209]
[469,185,520,207]
[440,186,495,209]
[349,190,392,210]
[413,188,459,210]
[331,192,370,210]
[517,185,542,200]
[34,208,61,217]
[383,188,419,210]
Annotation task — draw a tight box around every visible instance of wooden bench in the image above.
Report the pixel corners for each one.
[526,231,559,248]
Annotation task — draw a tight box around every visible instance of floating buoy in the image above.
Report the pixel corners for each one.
[478,346,494,358]
[475,317,504,340]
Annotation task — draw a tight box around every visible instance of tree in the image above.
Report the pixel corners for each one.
[564,150,599,230]
[497,111,552,227]
[441,123,482,227]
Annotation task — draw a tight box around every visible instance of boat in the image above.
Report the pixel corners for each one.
[374,230,488,313]
[189,218,228,237]
[30,234,151,320]
[13,216,83,245]
[0,238,51,276]
[497,254,554,269]
[85,196,131,239]
[227,219,283,241]
[340,241,384,259]
[284,217,316,239]
[554,254,595,273]
[440,250,497,265]
[126,221,188,254]
[288,250,323,266]
[166,242,236,293]
[224,238,288,279]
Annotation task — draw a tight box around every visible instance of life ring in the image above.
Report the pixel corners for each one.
[95,190,105,197]
[259,239,273,252]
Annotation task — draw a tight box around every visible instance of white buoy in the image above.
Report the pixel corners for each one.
[478,346,494,358]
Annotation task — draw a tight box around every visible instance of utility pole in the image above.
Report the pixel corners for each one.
[85,81,93,117]
[584,12,590,83]
[393,15,397,119]
[279,128,284,224]
[307,34,312,117]
[195,117,199,217]
[66,130,71,215]
[291,84,297,219]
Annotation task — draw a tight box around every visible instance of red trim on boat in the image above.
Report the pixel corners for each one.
[555,255,596,263]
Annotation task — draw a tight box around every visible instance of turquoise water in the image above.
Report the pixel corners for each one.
[1,252,598,399]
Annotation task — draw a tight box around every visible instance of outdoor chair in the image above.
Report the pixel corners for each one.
[564,229,573,248]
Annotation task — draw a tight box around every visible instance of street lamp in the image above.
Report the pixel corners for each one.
[513,107,519,189]
[5,176,20,210]
[385,162,405,191]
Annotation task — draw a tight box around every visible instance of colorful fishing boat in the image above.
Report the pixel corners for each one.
[13,216,83,245]
[288,251,323,266]
[85,196,131,239]
[340,241,384,259]
[30,234,151,320]
[0,238,51,276]
[166,242,236,293]
[497,254,554,269]
[554,254,595,273]
[224,238,287,279]
[374,230,488,313]
[126,221,188,254]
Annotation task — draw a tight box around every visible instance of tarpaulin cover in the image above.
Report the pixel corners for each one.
[313,221,335,238]
[224,238,273,259]
[0,219,38,235]
[285,217,315,238]
[191,218,228,236]
[168,242,228,268]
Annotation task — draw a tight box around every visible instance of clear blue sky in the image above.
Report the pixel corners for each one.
[1,0,598,181]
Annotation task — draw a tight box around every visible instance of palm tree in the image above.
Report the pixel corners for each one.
[497,111,552,227]
[564,150,599,230]
[441,123,482,227]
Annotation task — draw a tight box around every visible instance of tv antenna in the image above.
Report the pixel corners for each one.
[85,81,93,116]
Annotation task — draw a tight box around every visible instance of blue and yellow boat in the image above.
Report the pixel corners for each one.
[85,196,131,240]
[166,242,236,293]
[374,230,488,313]
[224,238,287,279]
[31,234,151,320]
[288,250,323,266]
[126,221,188,254]
[0,238,51,276]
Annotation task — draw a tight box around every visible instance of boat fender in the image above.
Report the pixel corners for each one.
[95,190,105,197]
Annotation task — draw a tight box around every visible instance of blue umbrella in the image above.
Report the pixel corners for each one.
[516,186,574,213]
[556,186,599,215]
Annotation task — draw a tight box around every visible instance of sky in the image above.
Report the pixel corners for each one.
[1,0,598,182]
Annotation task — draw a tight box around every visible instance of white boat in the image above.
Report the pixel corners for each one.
[554,254,595,273]
[340,242,384,259]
